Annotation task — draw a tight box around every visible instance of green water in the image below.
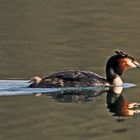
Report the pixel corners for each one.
[1,0,140,140]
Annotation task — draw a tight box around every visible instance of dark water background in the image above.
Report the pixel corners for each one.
[1,0,140,140]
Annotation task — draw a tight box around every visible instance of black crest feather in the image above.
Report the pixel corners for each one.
[115,50,135,60]
[115,50,128,57]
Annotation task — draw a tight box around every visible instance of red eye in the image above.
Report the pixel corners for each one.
[119,58,129,71]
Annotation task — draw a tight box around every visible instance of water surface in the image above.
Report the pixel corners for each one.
[1,0,140,140]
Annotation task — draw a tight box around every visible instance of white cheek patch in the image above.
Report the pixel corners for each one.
[127,59,137,68]
[113,75,123,86]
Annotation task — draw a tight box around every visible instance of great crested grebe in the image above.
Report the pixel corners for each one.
[29,50,140,88]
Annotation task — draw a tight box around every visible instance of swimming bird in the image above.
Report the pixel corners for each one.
[29,50,140,88]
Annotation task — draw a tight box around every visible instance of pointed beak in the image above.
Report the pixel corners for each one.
[134,61,140,68]
[136,64,140,68]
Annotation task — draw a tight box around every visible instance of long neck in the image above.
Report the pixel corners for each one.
[106,67,123,86]
[106,57,123,86]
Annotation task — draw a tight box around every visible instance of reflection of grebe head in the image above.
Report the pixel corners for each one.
[29,76,42,84]
[116,100,137,117]
[119,100,130,116]
[106,50,140,85]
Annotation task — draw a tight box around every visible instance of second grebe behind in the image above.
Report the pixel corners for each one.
[29,50,140,88]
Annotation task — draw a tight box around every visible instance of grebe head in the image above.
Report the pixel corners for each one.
[29,76,42,84]
[106,50,140,86]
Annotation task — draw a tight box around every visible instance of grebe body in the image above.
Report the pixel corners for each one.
[29,51,140,88]
[29,70,109,88]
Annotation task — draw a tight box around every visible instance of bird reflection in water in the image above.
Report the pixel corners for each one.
[49,88,108,103]
[107,86,140,118]
[40,86,140,118]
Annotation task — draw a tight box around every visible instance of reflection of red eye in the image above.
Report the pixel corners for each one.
[120,100,130,116]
